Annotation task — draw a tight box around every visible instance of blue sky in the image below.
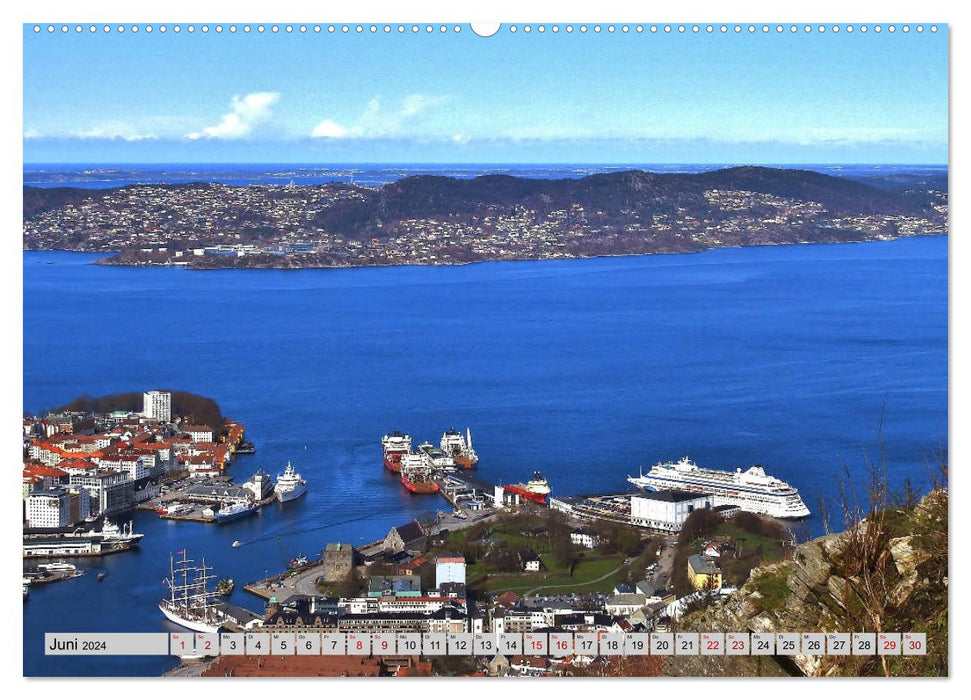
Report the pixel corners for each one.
[23,24,948,164]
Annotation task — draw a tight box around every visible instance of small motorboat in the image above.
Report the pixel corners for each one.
[96,572,106,581]
[231,540,241,548]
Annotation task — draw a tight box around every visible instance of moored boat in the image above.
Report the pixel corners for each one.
[275,461,308,502]
[399,453,440,494]
[441,427,478,469]
[212,501,258,523]
[159,549,223,633]
[626,456,810,518]
[381,430,411,473]
[503,471,551,504]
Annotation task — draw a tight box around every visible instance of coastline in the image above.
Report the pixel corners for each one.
[23,231,948,272]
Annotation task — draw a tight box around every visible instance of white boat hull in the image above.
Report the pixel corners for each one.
[159,602,223,633]
[277,483,307,502]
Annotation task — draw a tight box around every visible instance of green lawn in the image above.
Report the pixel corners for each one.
[468,554,626,595]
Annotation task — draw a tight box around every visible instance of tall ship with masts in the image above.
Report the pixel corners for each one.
[440,427,478,469]
[159,550,223,633]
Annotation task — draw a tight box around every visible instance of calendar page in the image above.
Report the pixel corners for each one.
[19,2,949,684]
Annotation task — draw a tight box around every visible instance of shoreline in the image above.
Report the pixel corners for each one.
[23,232,947,273]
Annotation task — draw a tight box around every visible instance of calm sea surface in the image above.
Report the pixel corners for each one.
[22,236,947,676]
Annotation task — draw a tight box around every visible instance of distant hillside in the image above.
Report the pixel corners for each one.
[308,166,930,238]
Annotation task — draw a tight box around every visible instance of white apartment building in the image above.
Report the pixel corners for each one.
[435,555,466,588]
[26,489,73,528]
[142,390,172,423]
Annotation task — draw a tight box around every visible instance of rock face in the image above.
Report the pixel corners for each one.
[664,489,948,677]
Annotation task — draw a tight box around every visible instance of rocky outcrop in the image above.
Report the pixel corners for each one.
[664,489,948,677]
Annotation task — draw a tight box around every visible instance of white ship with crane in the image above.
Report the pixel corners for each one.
[440,427,478,469]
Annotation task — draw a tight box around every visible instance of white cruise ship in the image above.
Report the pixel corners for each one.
[627,456,810,519]
[275,461,307,503]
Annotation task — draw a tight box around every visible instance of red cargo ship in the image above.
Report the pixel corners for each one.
[399,453,440,494]
[502,472,552,505]
[381,431,411,473]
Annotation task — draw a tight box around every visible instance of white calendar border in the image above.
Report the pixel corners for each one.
[7,0,961,695]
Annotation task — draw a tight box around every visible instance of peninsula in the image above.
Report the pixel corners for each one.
[23,167,947,269]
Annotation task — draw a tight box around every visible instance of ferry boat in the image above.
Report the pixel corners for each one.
[381,431,411,473]
[502,472,552,505]
[399,453,440,495]
[159,550,223,633]
[626,456,811,519]
[212,501,258,523]
[440,427,478,469]
[275,461,307,503]
[37,561,76,573]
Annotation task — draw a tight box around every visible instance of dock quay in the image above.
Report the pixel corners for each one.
[23,567,86,584]
[138,473,277,523]
[244,559,328,601]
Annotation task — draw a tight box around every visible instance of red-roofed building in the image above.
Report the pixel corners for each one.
[183,425,214,443]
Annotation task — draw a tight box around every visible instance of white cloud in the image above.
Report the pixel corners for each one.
[75,126,157,142]
[311,120,348,139]
[310,93,450,139]
[187,92,280,140]
[23,128,42,139]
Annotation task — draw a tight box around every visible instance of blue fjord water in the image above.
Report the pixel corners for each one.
[22,236,947,676]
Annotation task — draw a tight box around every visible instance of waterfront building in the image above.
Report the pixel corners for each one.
[629,490,714,532]
[69,470,134,515]
[687,554,723,590]
[25,489,73,528]
[184,482,251,504]
[142,390,172,423]
[382,520,427,554]
[244,470,274,500]
[435,553,466,588]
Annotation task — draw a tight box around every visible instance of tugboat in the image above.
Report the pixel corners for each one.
[158,550,223,633]
[441,427,478,469]
[275,461,308,503]
[381,431,411,473]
